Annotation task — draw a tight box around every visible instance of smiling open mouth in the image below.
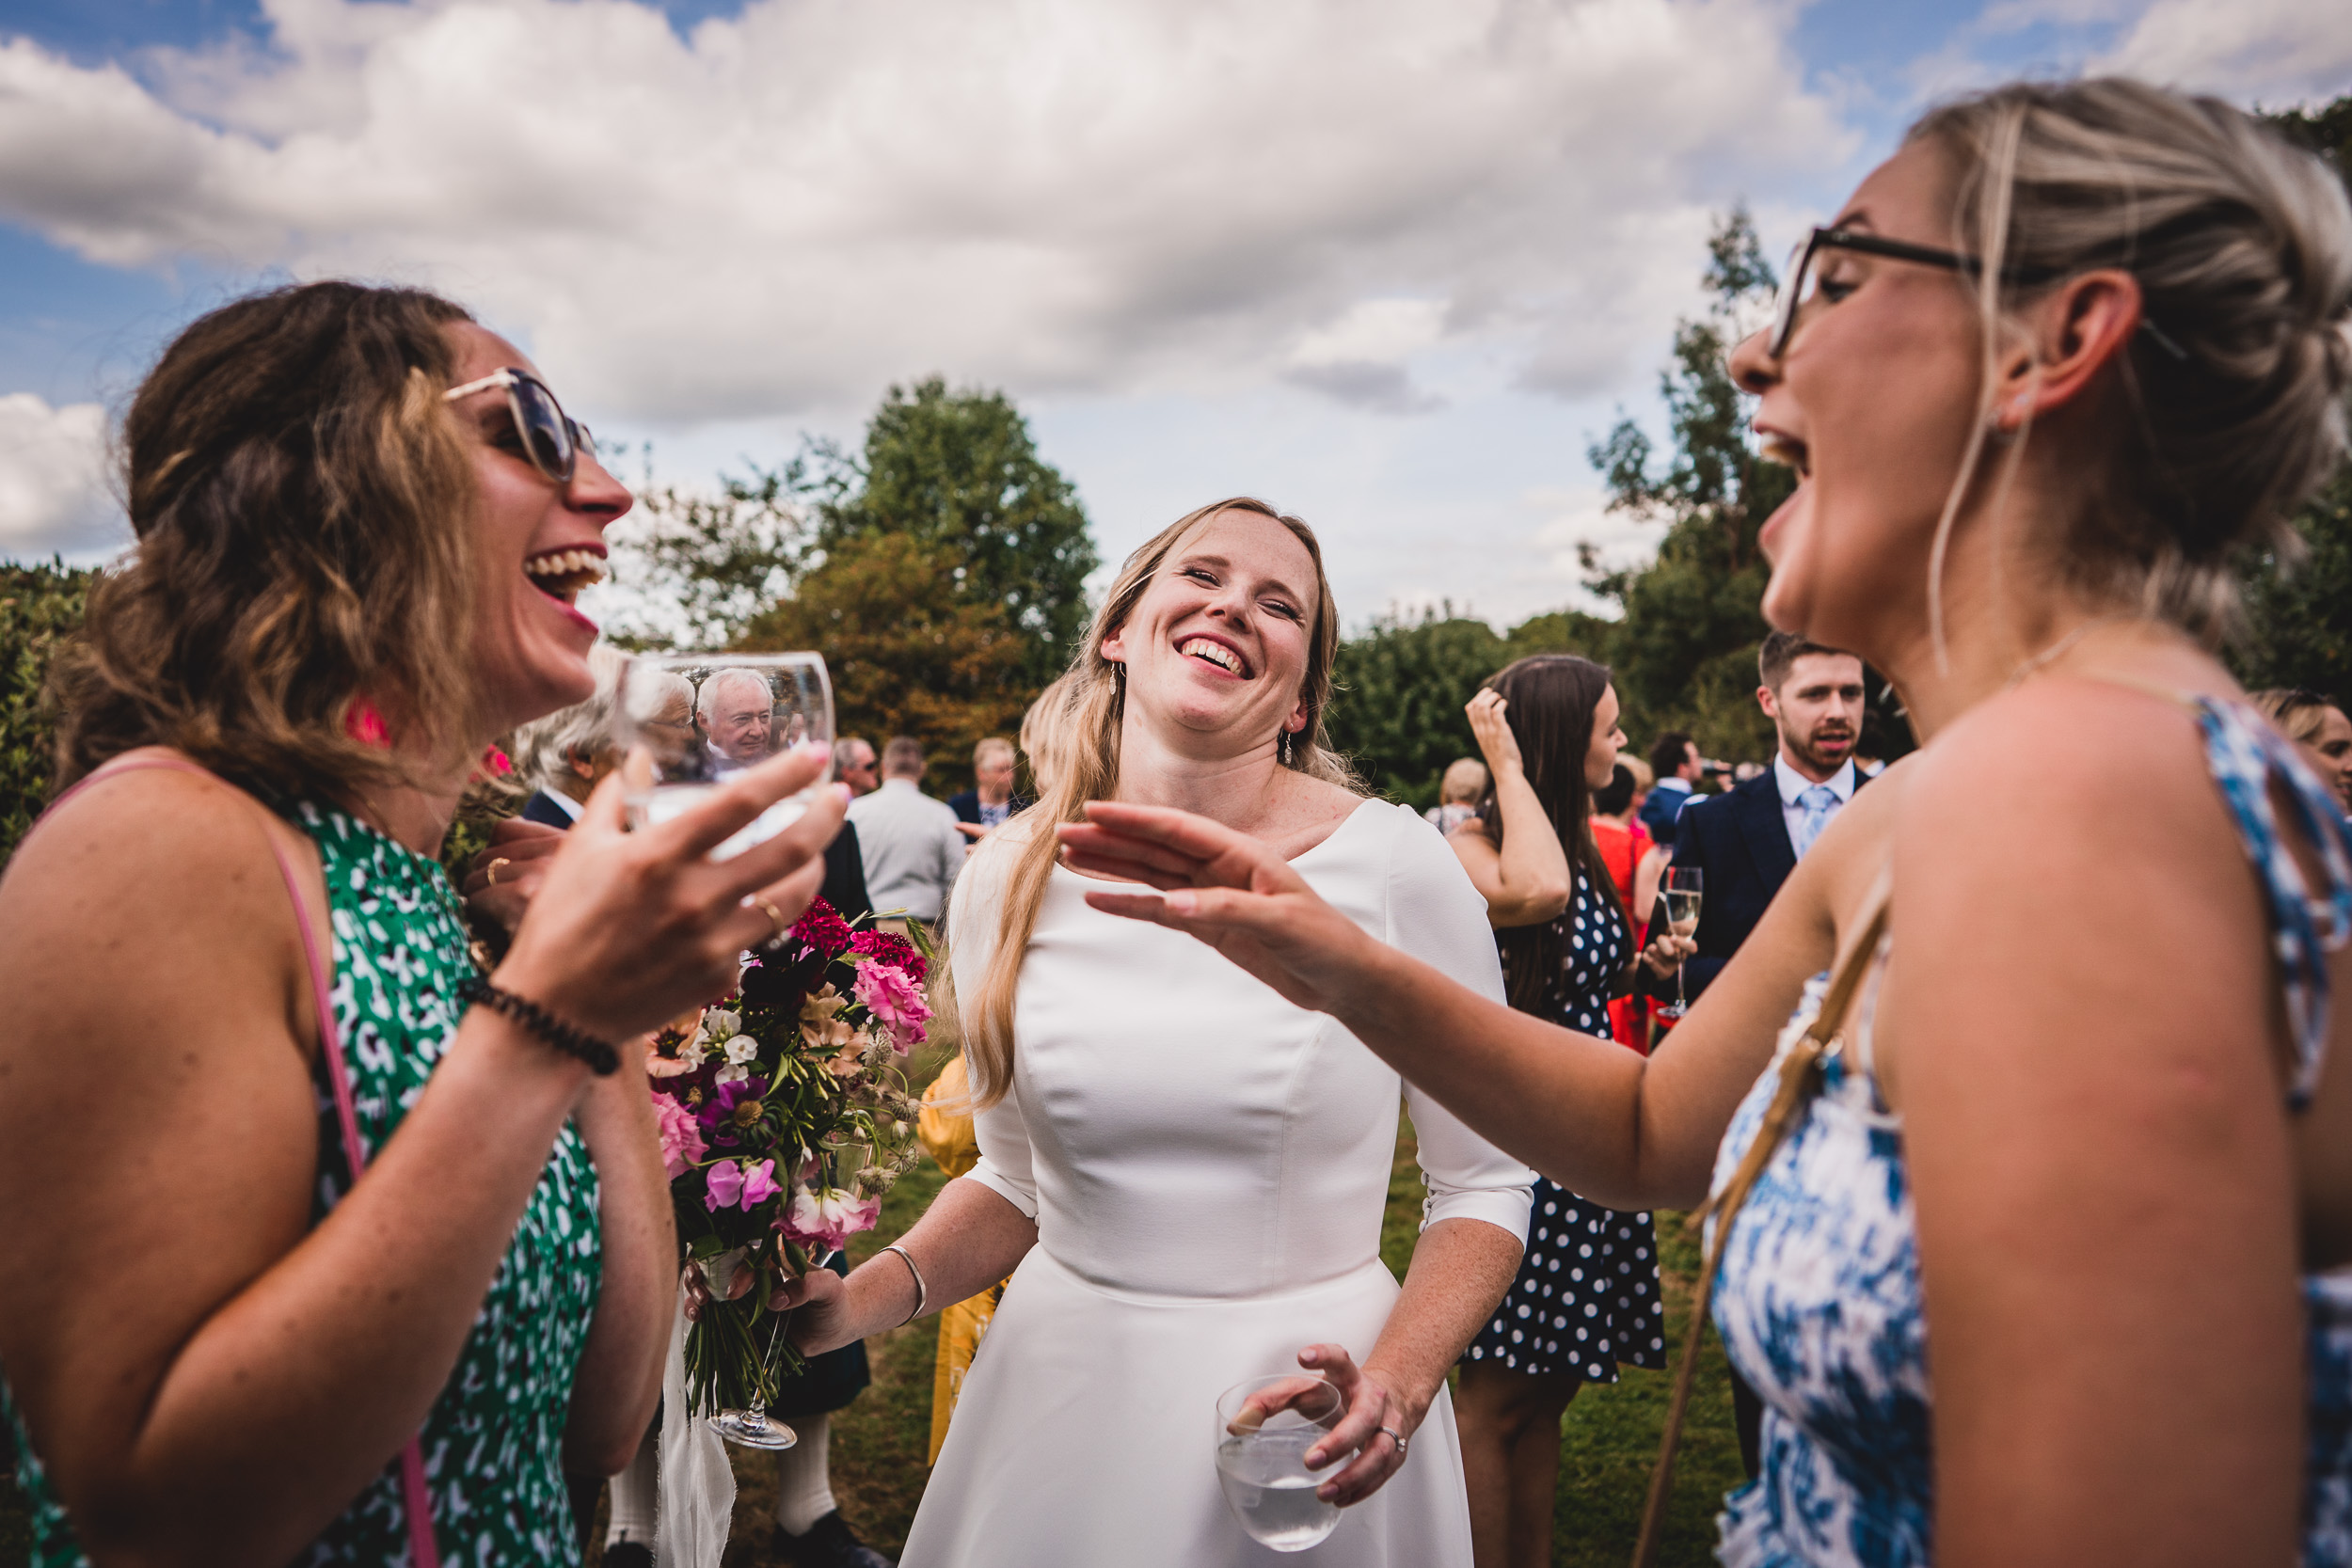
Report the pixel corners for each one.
[523,547,606,606]
[1760,435,1813,481]
[1179,637,1251,678]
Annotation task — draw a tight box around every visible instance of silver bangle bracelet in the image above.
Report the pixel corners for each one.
[882,1243,927,1325]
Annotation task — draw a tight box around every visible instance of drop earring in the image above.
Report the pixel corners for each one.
[1279,728,1294,768]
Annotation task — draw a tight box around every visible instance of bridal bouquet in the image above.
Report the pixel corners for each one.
[647,897,932,1418]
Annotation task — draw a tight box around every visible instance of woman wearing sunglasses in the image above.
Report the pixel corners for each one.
[1061,80,2352,1566]
[0,281,848,1567]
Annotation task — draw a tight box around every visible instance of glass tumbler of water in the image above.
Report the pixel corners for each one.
[1214,1373,1347,1552]
[616,652,833,860]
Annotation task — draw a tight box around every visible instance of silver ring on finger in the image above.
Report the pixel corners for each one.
[1380,1425,1406,1458]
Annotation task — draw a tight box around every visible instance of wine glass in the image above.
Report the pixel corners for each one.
[704,1243,835,1450]
[1656,866,1704,1020]
[1214,1373,1346,1552]
[617,652,833,860]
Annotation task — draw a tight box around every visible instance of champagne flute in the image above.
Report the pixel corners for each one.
[616,652,833,860]
[1214,1374,1346,1552]
[1656,866,1704,1020]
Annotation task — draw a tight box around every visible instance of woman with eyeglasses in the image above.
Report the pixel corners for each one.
[1059,80,2352,1566]
[0,281,847,1567]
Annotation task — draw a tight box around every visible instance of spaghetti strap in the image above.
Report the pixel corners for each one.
[21,756,443,1568]
[2022,681,2352,1108]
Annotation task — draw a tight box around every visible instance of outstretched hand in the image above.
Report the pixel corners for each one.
[1056,803,1380,1018]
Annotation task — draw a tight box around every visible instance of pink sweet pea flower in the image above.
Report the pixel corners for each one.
[739,1159,782,1209]
[653,1094,707,1180]
[852,961,930,1053]
[777,1187,882,1253]
[705,1157,781,1212]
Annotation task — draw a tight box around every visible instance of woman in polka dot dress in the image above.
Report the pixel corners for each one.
[1443,655,1664,1568]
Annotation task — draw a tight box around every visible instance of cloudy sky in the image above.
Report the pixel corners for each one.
[3,0,2348,631]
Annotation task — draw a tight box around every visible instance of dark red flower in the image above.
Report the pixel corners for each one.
[850,927,927,985]
[791,898,854,957]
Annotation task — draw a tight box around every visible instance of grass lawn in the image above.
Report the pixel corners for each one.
[6,1108,1745,1568]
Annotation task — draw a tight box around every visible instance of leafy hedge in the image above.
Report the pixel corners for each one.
[0,562,93,862]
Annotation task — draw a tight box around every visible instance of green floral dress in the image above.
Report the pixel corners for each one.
[5,803,603,1566]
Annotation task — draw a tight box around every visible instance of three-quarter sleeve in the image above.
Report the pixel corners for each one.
[965,1084,1041,1220]
[944,837,1039,1219]
[1378,809,1535,1243]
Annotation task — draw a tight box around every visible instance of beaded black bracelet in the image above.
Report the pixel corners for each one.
[456,975,620,1076]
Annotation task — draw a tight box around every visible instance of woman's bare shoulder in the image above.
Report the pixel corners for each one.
[0,764,314,1012]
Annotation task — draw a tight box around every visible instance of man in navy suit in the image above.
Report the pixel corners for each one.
[1650,629,1866,1479]
[1659,632,1867,1006]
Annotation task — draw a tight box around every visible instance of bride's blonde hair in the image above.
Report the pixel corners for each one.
[958,497,1357,1106]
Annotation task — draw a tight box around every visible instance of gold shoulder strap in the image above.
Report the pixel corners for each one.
[1630,886,1893,1568]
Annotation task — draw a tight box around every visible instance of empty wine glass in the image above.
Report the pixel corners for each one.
[706,1243,836,1450]
[1214,1373,1346,1552]
[1656,866,1704,1020]
[617,651,833,860]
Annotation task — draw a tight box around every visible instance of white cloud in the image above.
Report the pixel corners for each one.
[0,0,1851,431]
[0,395,124,560]
[2097,0,2352,105]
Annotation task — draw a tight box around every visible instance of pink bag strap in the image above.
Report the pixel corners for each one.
[32,758,442,1568]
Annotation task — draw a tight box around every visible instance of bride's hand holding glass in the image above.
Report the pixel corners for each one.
[1288,1344,1417,1508]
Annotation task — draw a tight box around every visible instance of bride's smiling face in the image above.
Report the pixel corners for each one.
[1101,508,1316,752]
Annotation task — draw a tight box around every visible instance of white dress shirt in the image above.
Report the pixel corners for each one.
[1774,753,1857,860]
[845,776,965,922]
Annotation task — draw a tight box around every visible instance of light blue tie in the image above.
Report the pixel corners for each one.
[1792,784,1839,860]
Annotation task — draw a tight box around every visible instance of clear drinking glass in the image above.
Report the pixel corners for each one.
[1214,1373,1346,1552]
[705,1243,834,1451]
[616,652,833,859]
[1657,866,1704,1020]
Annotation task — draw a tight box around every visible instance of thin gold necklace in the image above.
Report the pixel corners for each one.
[2000,615,2146,690]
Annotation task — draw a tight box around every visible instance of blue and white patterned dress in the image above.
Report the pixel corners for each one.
[1706,695,2352,1566]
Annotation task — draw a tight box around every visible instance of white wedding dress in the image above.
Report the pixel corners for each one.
[908,800,1532,1568]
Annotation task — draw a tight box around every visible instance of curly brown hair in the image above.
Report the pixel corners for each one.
[50,281,485,804]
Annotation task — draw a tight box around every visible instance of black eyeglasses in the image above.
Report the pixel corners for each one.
[1769,228,2062,359]
[442,367,596,485]
[1770,226,2190,364]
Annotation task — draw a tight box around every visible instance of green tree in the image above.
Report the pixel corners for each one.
[0,561,95,860]
[2233,96,2352,701]
[605,459,812,648]
[818,376,1100,689]
[1581,207,1796,762]
[740,531,1030,795]
[1323,604,1627,810]
[1326,610,1508,809]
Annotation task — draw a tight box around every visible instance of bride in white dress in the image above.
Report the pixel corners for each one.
[781,497,1531,1566]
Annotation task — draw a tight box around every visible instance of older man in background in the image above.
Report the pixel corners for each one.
[948,736,1030,844]
[833,736,880,798]
[844,736,964,930]
[698,667,776,766]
